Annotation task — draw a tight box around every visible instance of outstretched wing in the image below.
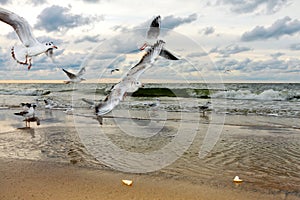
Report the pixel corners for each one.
[0,7,38,47]
[147,15,161,39]
[160,48,180,60]
[82,98,95,106]
[77,66,86,77]
[95,81,127,116]
[62,69,76,79]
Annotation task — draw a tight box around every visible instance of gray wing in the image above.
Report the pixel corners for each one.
[77,66,86,77]
[62,69,76,79]
[147,15,161,39]
[0,7,38,47]
[95,81,127,116]
[81,98,95,106]
[160,48,180,60]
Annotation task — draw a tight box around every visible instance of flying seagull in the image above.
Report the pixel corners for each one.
[62,66,86,84]
[139,15,179,60]
[0,7,58,70]
[110,68,120,74]
[95,40,165,116]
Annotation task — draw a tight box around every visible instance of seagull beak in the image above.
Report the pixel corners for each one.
[139,43,147,50]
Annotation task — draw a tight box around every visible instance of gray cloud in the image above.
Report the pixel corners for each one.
[114,14,198,37]
[216,0,289,14]
[34,5,104,32]
[27,0,47,5]
[0,0,10,5]
[111,25,129,32]
[2,0,50,5]
[106,55,126,69]
[210,44,251,57]
[6,31,18,40]
[270,52,285,59]
[74,35,104,43]
[162,14,198,30]
[186,52,208,58]
[36,36,64,45]
[200,27,215,35]
[82,0,100,2]
[241,16,300,41]
[214,56,299,74]
[290,43,300,50]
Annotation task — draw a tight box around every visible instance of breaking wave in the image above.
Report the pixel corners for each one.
[0,89,50,96]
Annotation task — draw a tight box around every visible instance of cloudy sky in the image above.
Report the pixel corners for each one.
[0,0,300,82]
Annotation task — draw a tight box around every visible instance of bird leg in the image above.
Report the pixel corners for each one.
[27,58,32,70]
[11,47,29,66]
[123,92,127,100]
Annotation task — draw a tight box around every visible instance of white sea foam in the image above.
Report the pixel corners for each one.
[211,89,293,101]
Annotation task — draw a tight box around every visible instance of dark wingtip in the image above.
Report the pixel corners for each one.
[96,116,103,125]
[95,103,99,114]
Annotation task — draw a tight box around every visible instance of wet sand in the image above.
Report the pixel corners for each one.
[1,158,298,200]
[0,109,299,199]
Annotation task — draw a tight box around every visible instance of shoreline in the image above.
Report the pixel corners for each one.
[1,158,298,200]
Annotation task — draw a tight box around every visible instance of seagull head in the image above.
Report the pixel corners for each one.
[45,41,58,50]
[135,81,144,88]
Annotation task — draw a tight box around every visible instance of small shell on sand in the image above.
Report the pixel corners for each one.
[122,179,133,186]
[233,176,243,183]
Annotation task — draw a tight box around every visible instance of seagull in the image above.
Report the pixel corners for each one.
[95,40,165,116]
[110,68,120,74]
[139,15,180,60]
[20,102,32,111]
[198,101,212,116]
[0,7,58,70]
[224,69,232,73]
[44,99,58,109]
[143,98,160,108]
[14,104,37,127]
[62,66,86,84]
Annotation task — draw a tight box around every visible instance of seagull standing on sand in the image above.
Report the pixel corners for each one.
[198,101,212,116]
[139,15,180,60]
[95,40,165,116]
[62,66,86,84]
[0,7,58,70]
[14,104,39,127]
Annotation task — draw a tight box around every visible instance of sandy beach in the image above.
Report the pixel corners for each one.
[1,158,298,200]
